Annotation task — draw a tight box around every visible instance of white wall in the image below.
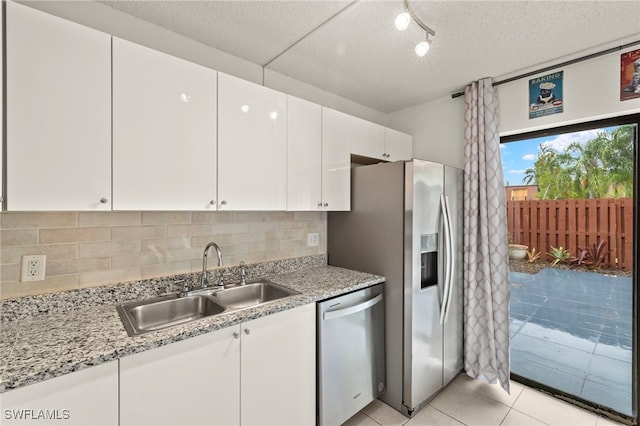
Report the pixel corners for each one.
[499,46,640,136]
[388,96,465,169]
[20,1,388,126]
[390,44,640,169]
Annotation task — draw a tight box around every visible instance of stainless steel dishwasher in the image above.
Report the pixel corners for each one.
[318,283,385,426]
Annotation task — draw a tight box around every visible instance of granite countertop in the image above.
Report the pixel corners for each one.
[0,264,384,393]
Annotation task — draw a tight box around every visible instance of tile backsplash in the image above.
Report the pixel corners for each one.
[0,211,326,299]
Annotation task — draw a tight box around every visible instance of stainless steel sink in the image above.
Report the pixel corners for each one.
[210,280,298,310]
[117,294,226,337]
[116,279,297,337]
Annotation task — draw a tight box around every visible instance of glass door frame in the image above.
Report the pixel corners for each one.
[501,112,639,424]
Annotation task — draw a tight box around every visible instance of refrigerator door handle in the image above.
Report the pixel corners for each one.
[443,195,455,323]
[323,293,383,321]
[438,194,452,325]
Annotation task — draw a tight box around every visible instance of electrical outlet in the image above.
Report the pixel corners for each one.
[307,233,319,247]
[21,255,46,282]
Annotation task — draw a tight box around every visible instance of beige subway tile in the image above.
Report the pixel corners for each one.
[111,252,164,269]
[47,258,110,276]
[142,212,191,225]
[168,223,250,237]
[233,212,293,223]
[111,225,167,241]
[0,212,78,229]
[79,241,141,258]
[142,237,191,252]
[191,235,234,249]
[0,229,39,247]
[168,224,214,237]
[191,211,233,224]
[40,227,110,244]
[231,232,267,244]
[281,229,307,240]
[249,222,281,233]
[78,268,142,288]
[1,274,78,299]
[280,240,306,251]
[141,261,192,280]
[1,244,78,265]
[78,212,141,227]
[294,247,324,257]
[1,264,20,283]
[294,211,325,222]
[251,240,281,252]
[221,243,251,256]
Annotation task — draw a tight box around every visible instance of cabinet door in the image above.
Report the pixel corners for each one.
[0,362,118,426]
[218,73,287,210]
[6,2,111,211]
[384,128,413,161]
[321,108,352,211]
[287,96,322,211]
[113,38,217,211]
[241,304,316,426]
[120,327,241,426]
[324,108,385,161]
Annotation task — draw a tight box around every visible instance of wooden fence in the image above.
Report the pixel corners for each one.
[507,198,634,270]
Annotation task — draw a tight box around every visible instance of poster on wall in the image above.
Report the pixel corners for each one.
[529,71,564,119]
[620,49,640,101]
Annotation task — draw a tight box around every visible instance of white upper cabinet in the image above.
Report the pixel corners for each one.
[321,108,353,211]
[112,38,217,211]
[384,128,413,161]
[324,108,386,160]
[1,361,118,426]
[6,2,111,211]
[287,96,322,211]
[218,73,287,211]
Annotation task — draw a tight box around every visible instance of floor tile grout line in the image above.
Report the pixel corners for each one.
[430,405,468,425]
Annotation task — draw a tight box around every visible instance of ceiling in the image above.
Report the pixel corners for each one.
[99,0,640,113]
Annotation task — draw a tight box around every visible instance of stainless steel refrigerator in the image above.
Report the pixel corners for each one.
[327,159,463,416]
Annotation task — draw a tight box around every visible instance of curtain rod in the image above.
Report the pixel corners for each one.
[450,39,640,99]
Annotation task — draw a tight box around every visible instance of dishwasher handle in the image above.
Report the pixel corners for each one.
[323,293,383,321]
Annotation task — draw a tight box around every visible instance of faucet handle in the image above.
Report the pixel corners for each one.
[239,261,247,285]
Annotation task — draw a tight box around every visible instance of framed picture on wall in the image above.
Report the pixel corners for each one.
[528,71,564,119]
[620,49,640,101]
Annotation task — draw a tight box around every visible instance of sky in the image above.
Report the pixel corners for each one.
[500,126,617,186]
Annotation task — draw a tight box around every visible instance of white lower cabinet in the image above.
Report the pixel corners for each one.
[241,303,316,426]
[119,303,316,426]
[119,326,240,426]
[0,362,118,426]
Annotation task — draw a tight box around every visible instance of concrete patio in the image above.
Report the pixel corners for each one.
[509,267,633,416]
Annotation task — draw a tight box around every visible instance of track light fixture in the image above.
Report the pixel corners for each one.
[394,0,436,57]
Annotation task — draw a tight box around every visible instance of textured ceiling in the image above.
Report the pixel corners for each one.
[100,0,640,113]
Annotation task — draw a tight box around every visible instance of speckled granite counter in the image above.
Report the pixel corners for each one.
[0,262,384,393]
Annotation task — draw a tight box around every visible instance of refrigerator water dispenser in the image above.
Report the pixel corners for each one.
[420,233,438,289]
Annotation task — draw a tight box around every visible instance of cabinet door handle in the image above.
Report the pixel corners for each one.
[323,202,329,207]
[210,200,216,205]
[244,328,250,335]
[233,332,240,339]
[100,197,109,204]
[220,200,228,206]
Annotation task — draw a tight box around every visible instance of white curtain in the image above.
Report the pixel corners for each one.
[463,77,511,393]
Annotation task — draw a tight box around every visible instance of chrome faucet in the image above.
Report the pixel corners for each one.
[201,242,223,288]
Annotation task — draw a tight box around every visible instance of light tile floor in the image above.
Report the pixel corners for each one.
[342,374,625,426]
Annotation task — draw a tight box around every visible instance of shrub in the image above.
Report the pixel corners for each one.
[547,246,572,266]
[570,240,611,270]
[526,247,542,263]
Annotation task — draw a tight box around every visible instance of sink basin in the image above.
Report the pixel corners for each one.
[117,294,226,337]
[210,280,298,310]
